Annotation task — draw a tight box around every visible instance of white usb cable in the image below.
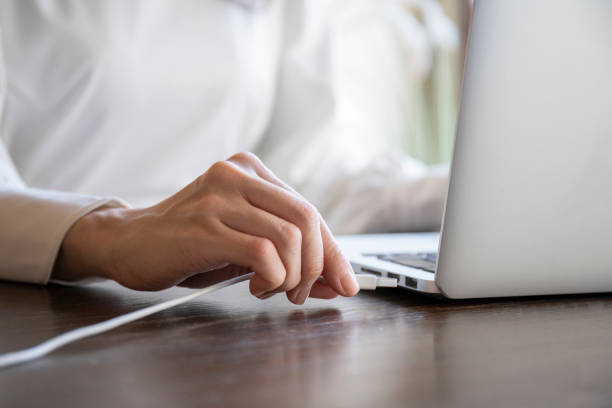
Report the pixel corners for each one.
[0,273,397,369]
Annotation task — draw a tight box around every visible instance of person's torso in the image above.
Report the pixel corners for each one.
[0,0,281,206]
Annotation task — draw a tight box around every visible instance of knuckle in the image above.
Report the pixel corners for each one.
[295,201,319,228]
[269,272,286,289]
[257,268,285,290]
[279,222,302,247]
[249,239,287,289]
[244,151,262,164]
[250,238,276,262]
[230,151,260,165]
[207,160,236,180]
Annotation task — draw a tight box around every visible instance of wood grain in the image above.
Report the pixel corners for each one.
[1,280,611,408]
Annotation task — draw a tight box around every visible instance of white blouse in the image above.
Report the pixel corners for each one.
[0,0,448,284]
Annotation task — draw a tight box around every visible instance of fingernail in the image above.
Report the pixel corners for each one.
[293,286,311,305]
[260,292,276,300]
[340,271,359,296]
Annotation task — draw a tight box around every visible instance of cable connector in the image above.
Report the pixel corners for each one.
[355,274,398,290]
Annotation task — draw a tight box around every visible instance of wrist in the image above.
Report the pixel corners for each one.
[52,205,133,282]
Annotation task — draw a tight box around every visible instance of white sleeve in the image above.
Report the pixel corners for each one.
[255,1,449,234]
[0,34,127,285]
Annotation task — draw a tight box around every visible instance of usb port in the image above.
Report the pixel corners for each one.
[387,272,400,281]
[405,277,418,288]
[360,268,382,277]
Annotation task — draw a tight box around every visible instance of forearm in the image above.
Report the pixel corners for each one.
[0,187,128,284]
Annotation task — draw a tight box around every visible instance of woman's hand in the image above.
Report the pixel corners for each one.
[53,152,359,304]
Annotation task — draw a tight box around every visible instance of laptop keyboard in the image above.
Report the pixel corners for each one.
[374,252,438,273]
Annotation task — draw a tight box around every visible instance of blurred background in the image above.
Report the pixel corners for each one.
[0,0,475,234]
[330,0,472,165]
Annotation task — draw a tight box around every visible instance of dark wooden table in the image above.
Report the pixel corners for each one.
[1,277,612,407]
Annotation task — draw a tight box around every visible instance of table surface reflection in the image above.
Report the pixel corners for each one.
[1,276,612,407]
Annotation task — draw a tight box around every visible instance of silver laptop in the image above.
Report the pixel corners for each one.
[347,0,612,298]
